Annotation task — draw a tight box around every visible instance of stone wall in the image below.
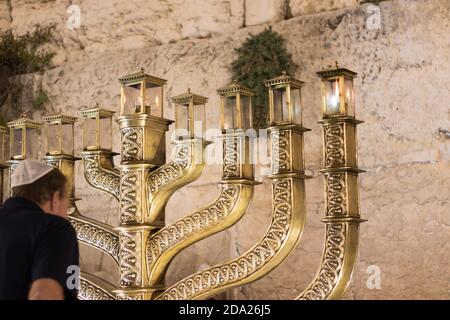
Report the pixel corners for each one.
[2,0,362,61]
[0,1,11,32]
[1,0,449,299]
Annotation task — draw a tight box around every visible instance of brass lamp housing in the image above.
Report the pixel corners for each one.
[217,81,254,132]
[265,71,305,126]
[119,68,166,117]
[171,89,208,140]
[7,118,41,160]
[0,126,9,164]
[317,63,357,118]
[43,114,78,156]
[81,107,115,151]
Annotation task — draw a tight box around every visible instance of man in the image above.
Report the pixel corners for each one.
[0,160,79,300]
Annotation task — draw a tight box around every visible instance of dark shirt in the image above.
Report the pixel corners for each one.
[0,197,79,300]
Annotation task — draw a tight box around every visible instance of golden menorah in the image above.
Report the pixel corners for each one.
[0,63,364,300]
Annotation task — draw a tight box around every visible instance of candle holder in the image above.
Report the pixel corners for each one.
[296,64,365,299]
[1,64,365,300]
[6,116,42,197]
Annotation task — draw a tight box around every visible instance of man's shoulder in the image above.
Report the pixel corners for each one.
[38,214,76,239]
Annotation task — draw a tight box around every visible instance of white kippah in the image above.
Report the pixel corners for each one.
[11,160,54,188]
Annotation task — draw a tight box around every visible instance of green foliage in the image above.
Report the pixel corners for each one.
[32,90,49,109]
[231,27,295,130]
[0,25,55,118]
[0,25,55,75]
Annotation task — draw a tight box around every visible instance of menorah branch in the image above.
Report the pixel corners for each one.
[147,131,258,290]
[296,115,365,300]
[146,138,209,225]
[156,125,309,300]
[81,150,120,201]
[146,182,255,286]
[296,218,362,300]
[79,272,116,300]
[156,176,306,300]
[69,209,120,265]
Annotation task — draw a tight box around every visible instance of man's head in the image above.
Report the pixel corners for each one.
[11,160,69,218]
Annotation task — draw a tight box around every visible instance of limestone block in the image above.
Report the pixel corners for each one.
[0,0,11,32]
[8,0,245,57]
[245,0,287,26]
[290,0,359,17]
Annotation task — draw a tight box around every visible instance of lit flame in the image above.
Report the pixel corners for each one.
[326,80,340,113]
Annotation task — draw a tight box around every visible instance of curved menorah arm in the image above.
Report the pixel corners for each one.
[81,150,120,201]
[155,125,310,300]
[79,272,116,300]
[146,181,256,286]
[296,117,365,300]
[156,175,307,300]
[296,217,364,300]
[146,139,210,224]
[147,133,259,288]
[69,207,119,265]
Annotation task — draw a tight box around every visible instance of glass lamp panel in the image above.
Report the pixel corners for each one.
[324,78,341,115]
[273,88,288,123]
[0,132,9,162]
[0,133,5,163]
[291,88,302,124]
[62,122,74,155]
[175,104,189,139]
[344,76,355,117]
[240,95,252,130]
[84,117,98,150]
[47,123,60,154]
[122,84,142,115]
[26,128,39,159]
[100,116,112,150]
[12,128,23,158]
[223,96,237,130]
[193,104,205,138]
[4,134,9,162]
[146,86,163,117]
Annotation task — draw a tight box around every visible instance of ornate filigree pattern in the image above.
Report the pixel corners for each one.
[324,124,345,167]
[119,231,142,287]
[148,144,190,194]
[69,216,119,264]
[326,173,346,216]
[116,293,143,300]
[271,129,291,172]
[223,136,240,178]
[120,170,142,223]
[83,156,120,200]
[156,178,292,300]
[146,185,240,268]
[79,274,116,300]
[297,223,346,300]
[121,128,143,162]
[46,158,59,168]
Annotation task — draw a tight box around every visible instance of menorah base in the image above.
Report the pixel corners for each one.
[113,285,165,300]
